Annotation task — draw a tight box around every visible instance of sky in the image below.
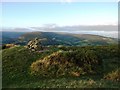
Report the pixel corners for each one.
[1,2,118,28]
[1,0,119,2]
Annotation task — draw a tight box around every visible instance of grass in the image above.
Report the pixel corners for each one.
[4,76,120,88]
[2,46,57,87]
[2,45,120,88]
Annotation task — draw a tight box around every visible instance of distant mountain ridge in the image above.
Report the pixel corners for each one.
[2,25,118,38]
[1,32,26,45]
[1,31,117,46]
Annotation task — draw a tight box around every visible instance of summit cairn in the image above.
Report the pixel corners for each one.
[27,37,46,51]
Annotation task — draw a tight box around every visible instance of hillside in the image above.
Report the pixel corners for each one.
[2,46,57,87]
[1,31,118,46]
[17,32,118,46]
[2,45,120,88]
[1,32,26,45]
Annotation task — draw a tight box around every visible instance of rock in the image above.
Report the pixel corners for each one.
[26,38,46,51]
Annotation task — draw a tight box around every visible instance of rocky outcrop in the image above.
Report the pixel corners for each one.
[27,38,44,51]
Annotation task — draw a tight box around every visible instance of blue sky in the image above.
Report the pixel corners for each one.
[2,2,118,27]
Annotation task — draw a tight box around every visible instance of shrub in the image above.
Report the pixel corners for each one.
[2,44,16,49]
[104,68,120,82]
[30,49,102,77]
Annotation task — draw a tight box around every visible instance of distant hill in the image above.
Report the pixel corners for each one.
[1,31,118,46]
[1,32,26,45]
[18,32,118,46]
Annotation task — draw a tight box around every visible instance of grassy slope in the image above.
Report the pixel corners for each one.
[2,46,57,87]
[2,45,120,88]
[6,76,120,88]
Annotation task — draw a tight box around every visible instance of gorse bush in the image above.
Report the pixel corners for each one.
[93,45,119,59]
[104,68,120,82]
[31,49,103,77]
[58,45,119,59]
[30,51,80,77]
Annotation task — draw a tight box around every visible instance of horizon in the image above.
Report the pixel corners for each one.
[1,25,118,38]
[1,24,118,28]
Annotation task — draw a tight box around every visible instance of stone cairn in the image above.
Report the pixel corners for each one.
[27,38,46,51]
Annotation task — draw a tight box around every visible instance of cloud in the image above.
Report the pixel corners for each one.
[60,0,72,3]
[65,0,72,3]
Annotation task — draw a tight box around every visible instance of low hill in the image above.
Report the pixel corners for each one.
[18,32,118,46]
[1,32,26,45]
[1,31,118,46]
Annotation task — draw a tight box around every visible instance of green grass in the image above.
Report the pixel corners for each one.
[4,76,120,88]
[2,46,57,87]
[2,45,120,88]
